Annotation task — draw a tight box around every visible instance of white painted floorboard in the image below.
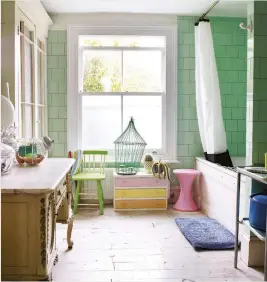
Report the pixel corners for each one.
[53,206,264,282]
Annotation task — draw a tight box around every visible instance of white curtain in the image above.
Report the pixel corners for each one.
[195,21,228,156]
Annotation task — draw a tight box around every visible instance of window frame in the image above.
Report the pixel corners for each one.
[68,24,177,160]
[19,20,46,139]
[78,44,166,154]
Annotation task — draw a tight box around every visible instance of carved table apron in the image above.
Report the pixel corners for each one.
[1,158,75,281]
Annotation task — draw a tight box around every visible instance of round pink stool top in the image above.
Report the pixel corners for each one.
[173,169,201,176]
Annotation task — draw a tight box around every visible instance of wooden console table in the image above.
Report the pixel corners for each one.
[1,158,75,281]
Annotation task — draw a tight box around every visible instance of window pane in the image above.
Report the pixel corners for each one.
[36,106,43,138]
[82,96,121,149]
[83,50,122,92]
[37,51,41,104]
[25,41,33,102]
[24,105,33,138]
[123,51,163,92]
[123,96,162,149]
[79,35,165,47]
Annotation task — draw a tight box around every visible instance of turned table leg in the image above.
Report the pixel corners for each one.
[66,172,74,249]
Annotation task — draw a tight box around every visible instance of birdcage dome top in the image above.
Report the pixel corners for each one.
[114,117,147,145]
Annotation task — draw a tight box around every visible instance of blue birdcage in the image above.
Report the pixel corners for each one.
[114,117,146,175]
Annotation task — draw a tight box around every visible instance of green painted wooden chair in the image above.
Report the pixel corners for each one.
[72,150,108,215]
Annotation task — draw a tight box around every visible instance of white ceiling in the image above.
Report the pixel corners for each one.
[40,0,251,17]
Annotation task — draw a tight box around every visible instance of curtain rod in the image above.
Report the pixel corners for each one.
[195,0,220,25]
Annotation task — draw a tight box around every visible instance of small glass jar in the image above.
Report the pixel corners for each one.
[16,138,47,166]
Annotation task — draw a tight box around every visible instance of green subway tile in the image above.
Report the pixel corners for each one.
[183,33,194,45]
[232,59,246,71]
[221,96,226,107]
[64,44,67,55]
[225,96,238,107]
[232,108,245,120]
[254,15,267,36]
[226,120,238,131]
[254,36,267,57]
[189,70,195,82]
[239,46,247,58]
[48,107,59,118]
[47,69,52,81]
[194,132,202,144]
[218,71,226,82]
[179,95,190,107]
[226,46,239,57]
[183,83,195,94]
[237,96,246,107]
[47,56,59,69]
[222,108,232,119]
[48,132,59,143]
[58,132,67,143]
[48,31,58,43]
[48,81,59,94]
[58,82,67,94]
[58,31,67,43]
[232,35,246,46]
[188,144,202,157]
[189,120,198,132]
[189,95,196,108]
[47,44,52,54]
[214,46,227,58]
[217,58,232,70]
[259,58,267,78]
[177,145,189,157]
[226,131,232,143]
[49,119,65,132]
[258,101,267,121]
[220,83,232,95]
[178,120,190,132]
[225,71,239,82]
[51,69,65,82]
[178,57,184,69]
[51,94,65,107]
[58,56,67,68]
[232,132,244,143]
[178,19,190,32]
[254,2,267,15]
[58,107,67,118]
[238,120,246,132]
[253,79,267,101]
[213,34,233,46]
[51,43,65,55]
[182,132,195,145]
[183,58,195,69]
[179,44,190,57]
[51,143,66,157]
[189,45,195,57]
[176,157,193,169]
[254,122,267,142]
[228,144,238,156]
[178,70,190,82]
[182,107,197,119]
[238,71,247,82]
[237,144,246,157]
[232,83,246,95]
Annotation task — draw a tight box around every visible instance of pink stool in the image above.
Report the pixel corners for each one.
[173,169,201,212]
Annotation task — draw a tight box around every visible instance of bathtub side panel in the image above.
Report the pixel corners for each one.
[196,158,247,233]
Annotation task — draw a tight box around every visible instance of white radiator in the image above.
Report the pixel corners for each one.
[80,168,114,200]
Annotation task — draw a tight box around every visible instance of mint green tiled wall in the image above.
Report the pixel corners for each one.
[177,16,247,168]
[47,30,67,157]
[47,18,247,161]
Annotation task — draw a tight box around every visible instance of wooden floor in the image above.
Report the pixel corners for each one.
[54,206,263,282]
